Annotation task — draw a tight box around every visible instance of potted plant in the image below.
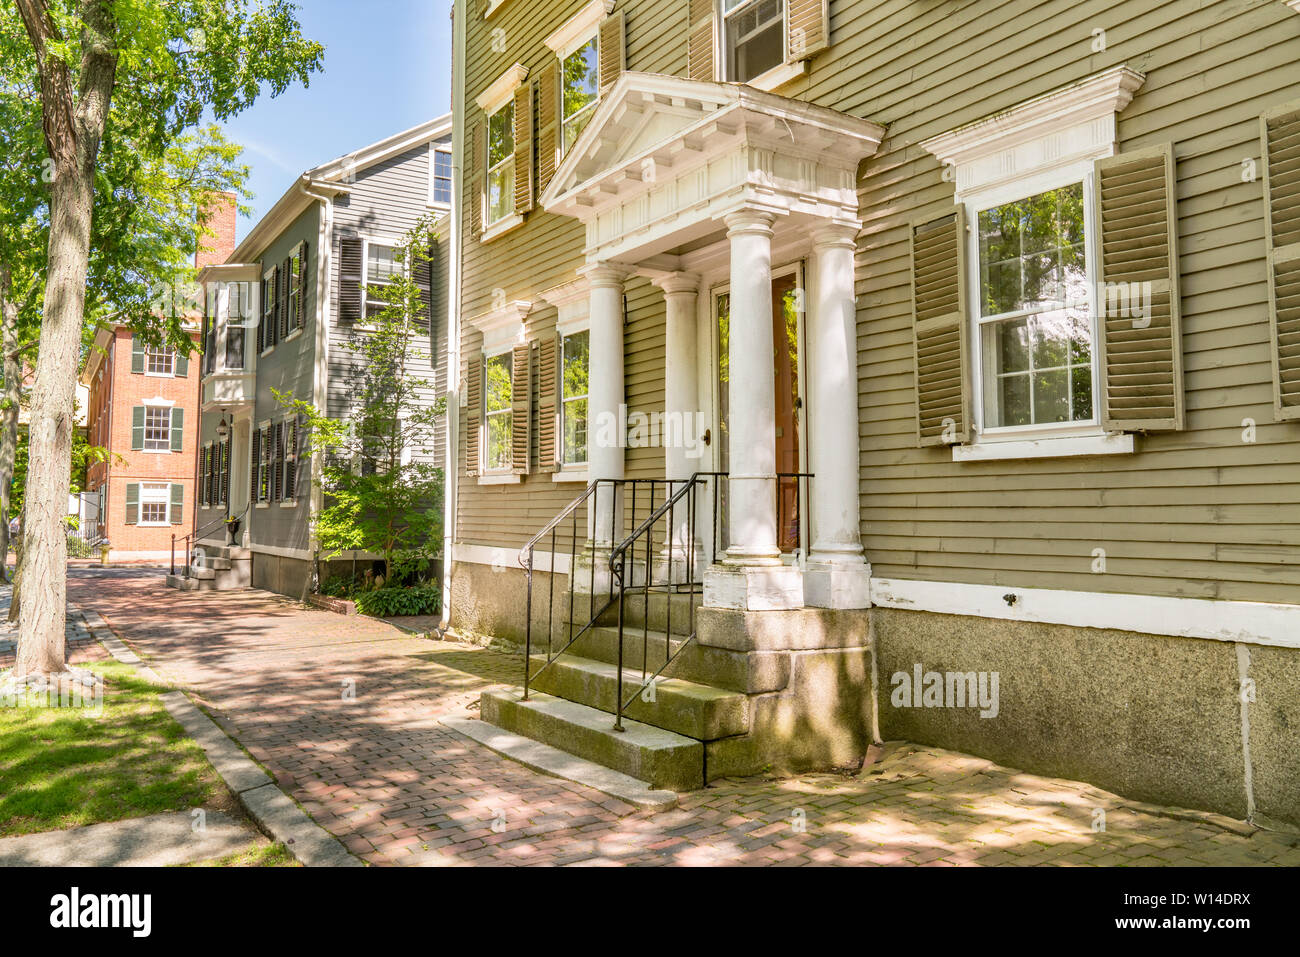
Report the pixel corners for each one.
[224,515,241,545]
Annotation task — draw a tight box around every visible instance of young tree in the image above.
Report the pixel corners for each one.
[8,0,321,682]
[277,215,446,587]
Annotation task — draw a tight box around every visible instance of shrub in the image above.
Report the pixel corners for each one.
[352,585,441,618]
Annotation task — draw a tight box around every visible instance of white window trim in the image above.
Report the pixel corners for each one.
[480,212,525,244]
[428,143,453,209]
[476,63,528,115]
[481,348,515,477]
[357,234,406,329]
[545,0,613,58]
[558,328,591,471]
[142,402,173,454]
[260,266,276,357]
[477,63,528,238]
[720,0,790,86]
[482,0,510,19]
[745,58,807,93]
[138,483,172,527]
[484,98,518,232]
[143,343,176,377]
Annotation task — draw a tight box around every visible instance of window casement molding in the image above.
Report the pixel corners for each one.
[539,278,591,338]
[355,233,406,331]
[428,142,453,209]
[545,0,614,60]
[468,299,532,354]
[480,212,525,244]
[745,58,808,93]
[694,0,829,87]
[476,62,529,115]
[952,432,1135,463]
[1286,1,1300,13]
[919,64,1146,198]
[482,0,510,19]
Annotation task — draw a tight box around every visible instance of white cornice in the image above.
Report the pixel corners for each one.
[544,0,614,59]
[311,113,453,183]
[476,63,529,114]
[920,65,1145,173]
[468,299,532,353]
[1287,1,1300,13]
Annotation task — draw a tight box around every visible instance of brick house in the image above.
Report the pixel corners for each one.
[80,196,236,562]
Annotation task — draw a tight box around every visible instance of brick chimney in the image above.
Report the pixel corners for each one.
[195,191,238,269]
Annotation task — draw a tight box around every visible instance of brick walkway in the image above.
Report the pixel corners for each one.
[65,569,1300,867]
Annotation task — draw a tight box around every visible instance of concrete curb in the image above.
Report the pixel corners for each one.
[441,715,678,813]
[75,602,363,868]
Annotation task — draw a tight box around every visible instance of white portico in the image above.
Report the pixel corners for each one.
[540,72,884,611]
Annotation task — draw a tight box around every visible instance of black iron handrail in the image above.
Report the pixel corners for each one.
[171,503,249,578]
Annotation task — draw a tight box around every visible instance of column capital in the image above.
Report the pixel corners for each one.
[578,261,632,288]
[650,271,702,296]
[811,221,861,250]
[724,208,777,238]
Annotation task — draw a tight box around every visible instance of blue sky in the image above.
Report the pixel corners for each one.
[221,1,453,243]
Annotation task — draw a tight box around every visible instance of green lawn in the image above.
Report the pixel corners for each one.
[0,661,224,837]
[181,842,300,867]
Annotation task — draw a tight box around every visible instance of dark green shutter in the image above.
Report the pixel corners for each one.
[131,336,145,373]
[198,447,207,506]
[131,406,145,450]
[339,238,363,323]
[170,408,184,452]
[911,209,970,446]
[170,483,184,525]
[175,346,188,377]
[251,428,261,503]
[297,242,309,329]
[125,483,140,525]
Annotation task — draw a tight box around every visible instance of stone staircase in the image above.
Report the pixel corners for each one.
[164,544,252,592]
[479,590,753,791]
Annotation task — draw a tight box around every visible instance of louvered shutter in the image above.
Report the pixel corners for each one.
[787,0,829,61]
[257,275,267,352]
[911,210,970,446]
[537,61,559,193]
[687,0,715,82]
[285,419,299,500]
[511,343,532,475]
[198,447,208,506]
[599,11,626,93]
[174,345,188,377]
[297,242,309,329]
[1094,144,1184,432]
[220,440,230,506]
[272,422,284,501]
[131,336,145,373]
[250,428,261,503]
[170,408,184,452]
[1263,103,1300,421]
[537,334,561,472]
[465,352,483,476]
[131,406,145,450]
[279,258,290,339]
[513,83,534,216]
[470,121,484,239]
[339,238,363,323]
[413,244,433,326]
[170,483,184,525]
[125,483,139,525]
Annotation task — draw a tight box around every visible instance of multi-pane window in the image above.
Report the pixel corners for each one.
[258,426,273,502]
[139,483,170,525]
[432,148,452,205]
[486,100,515,226]
[364,242,401,320]
[723,0,785,83]
[285,245,302,335]
[976,182,1095,429]
[561,36,599,154]
[261,271,275,351]
[227,282,249,369]
[143,406,171,451]
[561,330,589,466]
[146,344,174,375]
[484,352,513,472]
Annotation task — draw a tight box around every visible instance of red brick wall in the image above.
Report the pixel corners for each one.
[196,192,238,270]
[84,326,201,556]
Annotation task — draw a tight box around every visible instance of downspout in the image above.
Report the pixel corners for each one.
[300,177,336,591]
[441,0,467,632]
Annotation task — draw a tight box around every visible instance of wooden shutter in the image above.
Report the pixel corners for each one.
[687,0,715,82]
[170,483,184,525]
[198,447,208,506]
[339,238,363,323]
[279,258,290,339]
[537,61,560,193]
[599,10,626,93]
[250,428,261,503]
[413,244,433,326]
[170,408,184,452]
[911,210,970,446]
[296,242,309,329]
[465,352,483,476]
[174,345,188,377]
[131,335,145,373]
[285,419,299,500]
[787,0,829,61]
[1263,103,1300,421]
[513,83,534,216]
[537,334,561,472]
[470,121,484,239]
[257,275,267,352]
[125,483,139,525]
[131,405,145,450]
[511,342,532,475]
[1094,144,1184,432]
[220,440,230,506]
[272,422,284,501]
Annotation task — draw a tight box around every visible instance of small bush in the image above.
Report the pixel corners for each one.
[352,585,441,618]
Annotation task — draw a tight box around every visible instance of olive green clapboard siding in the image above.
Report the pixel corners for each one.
[457,0,1300,604]
[455,0,683,551]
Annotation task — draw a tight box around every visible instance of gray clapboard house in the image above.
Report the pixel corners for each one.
[176,115,453,598]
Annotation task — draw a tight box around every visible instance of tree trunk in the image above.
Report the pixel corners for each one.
[0,266,21,583]
[12,0,118,679]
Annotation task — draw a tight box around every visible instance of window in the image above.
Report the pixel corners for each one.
[261,270,276,351]
[146,344,174,376]
[487,100,516,226]
[561,36,599,154]
[143,407,171,451]
[364,242,401,321]
[285,246,302,337]
[975,182,1095,430]
[257,425,273,502]
[484,352,513,472]
[723,0,785,84]
[139,483,170,526]
[227,282,249,369]
[432,148,452,205]
[561,330,589,465]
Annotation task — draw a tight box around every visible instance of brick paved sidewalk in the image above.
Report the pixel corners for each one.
[64,568,1300,867]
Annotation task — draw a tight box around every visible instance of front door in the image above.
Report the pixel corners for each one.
[715,263,807,555]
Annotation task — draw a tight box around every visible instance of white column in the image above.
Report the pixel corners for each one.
[653,272,701,570]
[581,262,628,547]
[723,210,780,566]
[806,222,871,607]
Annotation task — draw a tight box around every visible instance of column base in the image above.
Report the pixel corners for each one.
[703,562,805,611]
[803,559,872,609]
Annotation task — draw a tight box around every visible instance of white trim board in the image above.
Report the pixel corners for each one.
[454,542,572,576]
[871,577,1300,650]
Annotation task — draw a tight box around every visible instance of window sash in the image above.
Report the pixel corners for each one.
[561,331,589,466]
[139,484,170,525]
[145,346,174,375]
[723,0,785,82]
[143,407,171,451]
[433,149,452,204]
